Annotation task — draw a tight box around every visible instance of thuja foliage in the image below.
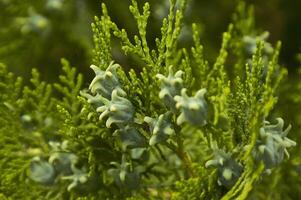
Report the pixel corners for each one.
[248,54,301,200]
[0,0,298,199]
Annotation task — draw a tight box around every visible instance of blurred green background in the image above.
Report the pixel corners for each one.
[0,0,300,80]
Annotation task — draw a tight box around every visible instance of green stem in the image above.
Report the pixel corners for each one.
[176,134,196,177]
[164,129,196,177]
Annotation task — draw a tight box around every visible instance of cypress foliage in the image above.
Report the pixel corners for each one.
[0,1,299,199]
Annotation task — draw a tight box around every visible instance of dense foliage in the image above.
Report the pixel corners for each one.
[0,0,300,199]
